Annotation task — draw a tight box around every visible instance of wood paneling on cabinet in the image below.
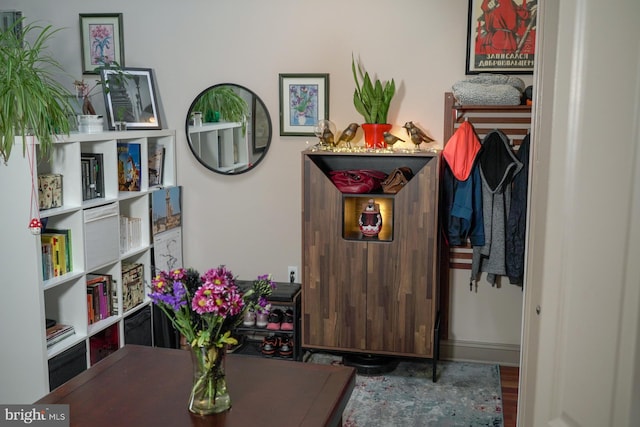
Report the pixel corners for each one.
[302,150,440,359]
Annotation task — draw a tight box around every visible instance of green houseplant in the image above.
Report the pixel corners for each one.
[192,85,249,127]
[352,55,396,148]
[0,19,73,163]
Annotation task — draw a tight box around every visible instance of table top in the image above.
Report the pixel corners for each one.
[37,345,355,427]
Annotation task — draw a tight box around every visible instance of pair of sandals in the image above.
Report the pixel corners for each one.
[266,308,294,331]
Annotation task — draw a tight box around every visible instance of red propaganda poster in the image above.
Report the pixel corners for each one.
[466,0,538,74]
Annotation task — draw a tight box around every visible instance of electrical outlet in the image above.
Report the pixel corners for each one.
[287,266,298,283]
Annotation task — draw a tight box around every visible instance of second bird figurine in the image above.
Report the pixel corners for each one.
[382,132,405,150]
[336,123,360,148]
[403,121,434,150]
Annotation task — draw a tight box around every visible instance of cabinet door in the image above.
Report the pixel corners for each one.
[366,156,439,357]
[303,158,367,351]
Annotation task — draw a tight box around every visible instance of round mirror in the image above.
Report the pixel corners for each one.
[186,83,272,174]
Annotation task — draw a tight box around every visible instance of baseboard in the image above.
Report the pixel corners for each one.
[439,339,520,366]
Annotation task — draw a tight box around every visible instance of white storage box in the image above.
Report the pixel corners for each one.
[78,115,104,133]
[84,203,119,271]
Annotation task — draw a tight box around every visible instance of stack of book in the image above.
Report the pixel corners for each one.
[41,229,72,280]
[46,323,75,348]
[86,273,117,324]
[81,152,104,201]
[119,215,142,254]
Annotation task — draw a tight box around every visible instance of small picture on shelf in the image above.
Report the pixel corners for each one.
[153,227,183,273]
[117,142,141,191]
[151,186,182,235]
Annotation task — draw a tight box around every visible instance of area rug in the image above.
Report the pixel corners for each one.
[307,353,503,427]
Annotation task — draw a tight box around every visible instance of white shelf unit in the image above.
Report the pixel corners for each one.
[0,130,176,404]
[188,122,248,172]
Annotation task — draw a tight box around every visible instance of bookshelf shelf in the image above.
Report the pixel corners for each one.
[0,129,176,404]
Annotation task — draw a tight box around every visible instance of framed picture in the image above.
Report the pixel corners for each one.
[100,67,162,130]
[252,97,270,153]
[279,73,329,136]
[465,0,537,74]
[79,13,125,74]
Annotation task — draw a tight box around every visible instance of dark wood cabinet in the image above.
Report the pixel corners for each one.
[302,150,440,359]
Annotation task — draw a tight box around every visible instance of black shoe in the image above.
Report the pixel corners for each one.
[261,335,278,356]
[266,308,284,330]
[278,336,293,358]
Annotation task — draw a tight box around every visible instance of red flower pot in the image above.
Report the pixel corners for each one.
[362,123,392,149]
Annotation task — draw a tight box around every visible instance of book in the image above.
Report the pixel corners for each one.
[117,142,142,191]
[86,273,114,323]
[41,233,67,277]
[44,228,72,274]
[81,158,90,201]
[46,323,75,347]
[81,153,104,200]
[119,215,142,254]
[148,144,165,186]
[41,242,54,280]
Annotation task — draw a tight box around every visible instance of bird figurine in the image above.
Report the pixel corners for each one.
[383,132,405,151]
[320,127,335,147]
[336,123,359,148]
[403,121,434,151]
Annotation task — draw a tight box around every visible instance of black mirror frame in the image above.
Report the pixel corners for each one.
[185,83,272,175]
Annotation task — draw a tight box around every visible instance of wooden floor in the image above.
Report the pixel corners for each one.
[500,366,519,427]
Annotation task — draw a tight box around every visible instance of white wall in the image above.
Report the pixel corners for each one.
[3,0,530,350]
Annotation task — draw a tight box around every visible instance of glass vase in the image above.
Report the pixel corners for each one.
[188,345,231,415]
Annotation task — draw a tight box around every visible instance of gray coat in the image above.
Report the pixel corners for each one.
[471,129,523,287]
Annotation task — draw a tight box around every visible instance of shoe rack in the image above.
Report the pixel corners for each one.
[233,281,302,361]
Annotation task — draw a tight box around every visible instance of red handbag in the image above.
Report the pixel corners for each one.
[329,169,388,193]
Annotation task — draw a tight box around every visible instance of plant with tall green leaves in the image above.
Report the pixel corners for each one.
[74,60,131,116]
[0,19,73,164]
[352,55,396,124]
[192,85,249,131]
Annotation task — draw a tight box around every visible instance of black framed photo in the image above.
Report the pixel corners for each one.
[466,0,537,74]
[79,13,124,74]
[252,97,270,153]
[100,67,162,130]
[279,73,329,136]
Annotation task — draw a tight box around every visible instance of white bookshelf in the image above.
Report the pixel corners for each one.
[188,122,248,172]
[0,129,176,403]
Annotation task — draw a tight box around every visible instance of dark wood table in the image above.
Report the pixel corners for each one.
[37,345,355,427]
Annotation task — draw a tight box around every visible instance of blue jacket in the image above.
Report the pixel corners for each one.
[442,161,485,247]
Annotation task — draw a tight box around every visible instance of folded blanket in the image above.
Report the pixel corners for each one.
[452,74,525,105]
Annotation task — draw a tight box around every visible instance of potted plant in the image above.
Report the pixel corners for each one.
[0,19,73,163]
[73,61,132,121]
[192,85,249,132]
[352,55,396,148]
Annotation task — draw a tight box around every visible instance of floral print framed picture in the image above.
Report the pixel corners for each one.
[279,73,329,136]
[79,13,125,74]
